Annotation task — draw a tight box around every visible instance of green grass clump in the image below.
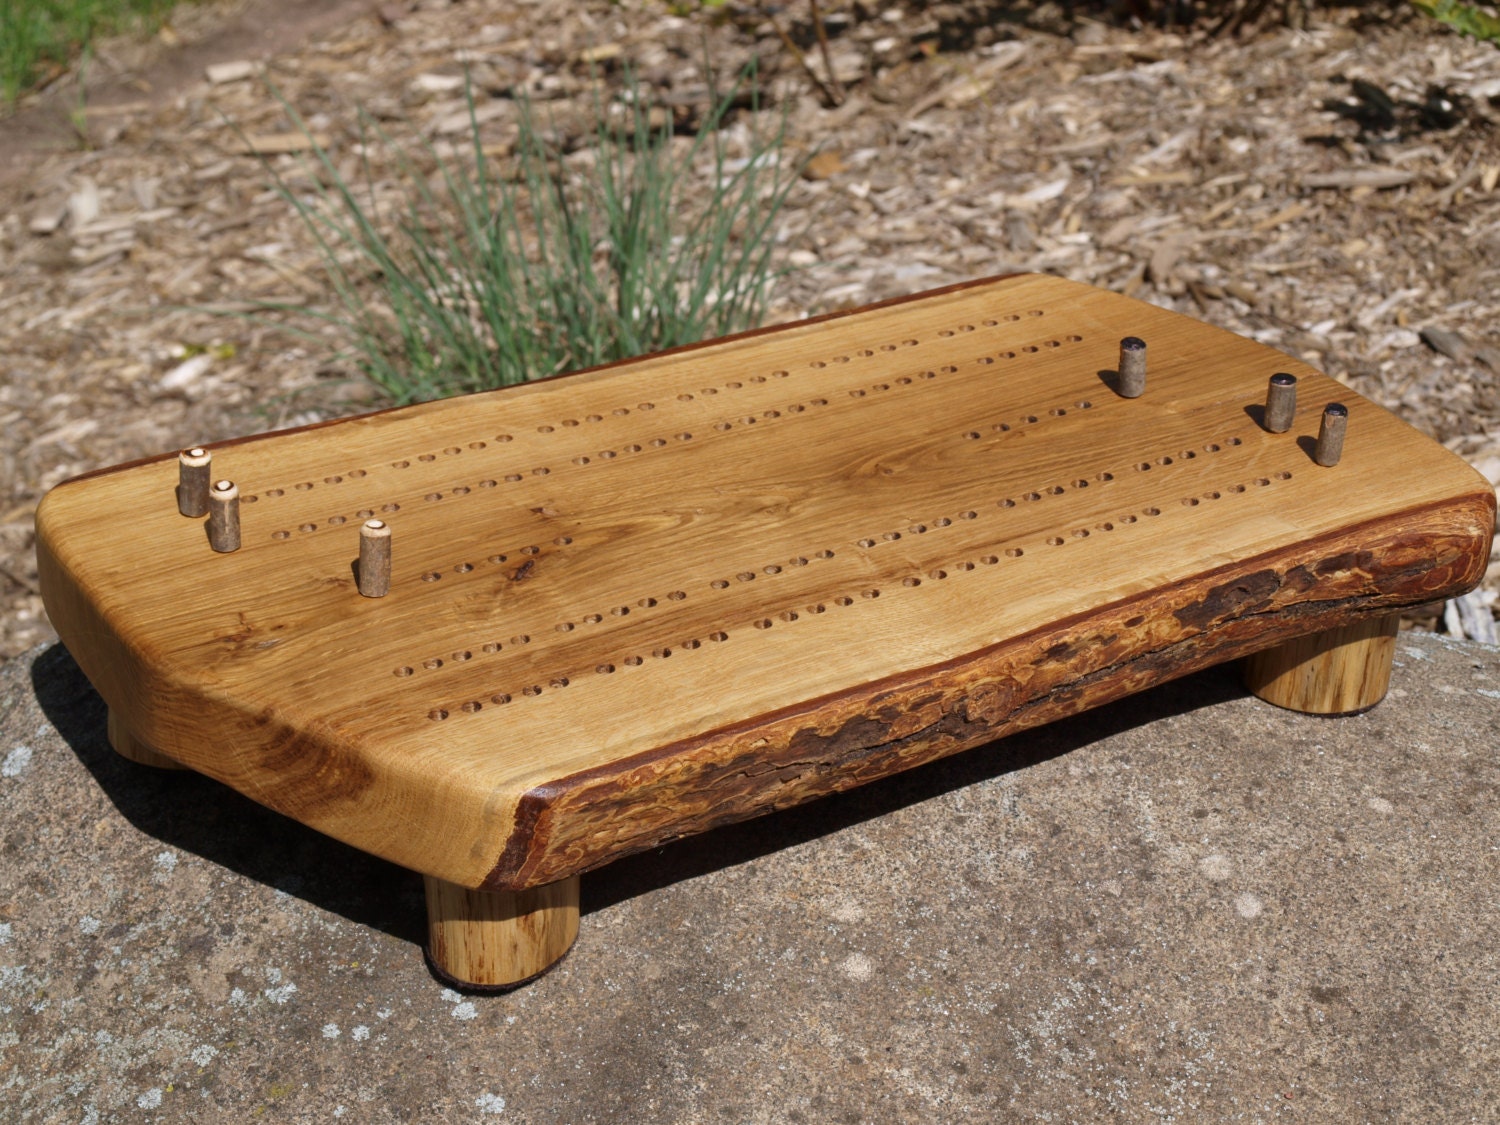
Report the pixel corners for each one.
[2,0,179,106]
[1410,0,1500,40]
[263,70,797,404]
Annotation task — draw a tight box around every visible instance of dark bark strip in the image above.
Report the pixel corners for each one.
[485,495,1494,890]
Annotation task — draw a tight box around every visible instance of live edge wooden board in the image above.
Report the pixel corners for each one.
[36,274,1495,988]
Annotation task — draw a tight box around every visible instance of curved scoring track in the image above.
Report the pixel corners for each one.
[413,438,1286,721]
[118,284,1355,746]
[238,311,1076,536]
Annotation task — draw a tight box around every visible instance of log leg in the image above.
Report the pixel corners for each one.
[107,709,185,769]
[1242,615,1399,715]
[424,874,580,989]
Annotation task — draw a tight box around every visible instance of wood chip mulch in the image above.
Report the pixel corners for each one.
[2,0,1498,657]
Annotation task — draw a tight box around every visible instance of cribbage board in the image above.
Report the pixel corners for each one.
[36,274,1494,987]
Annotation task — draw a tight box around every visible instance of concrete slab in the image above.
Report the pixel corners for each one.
[2,633,1498,1122]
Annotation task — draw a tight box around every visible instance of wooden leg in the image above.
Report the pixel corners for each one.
[1243,615,1399,715]
[107,709,185,769]
[424,874,580,989]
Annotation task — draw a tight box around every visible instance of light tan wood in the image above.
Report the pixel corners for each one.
[1242,615,1400,714]
[35,274,1495,894]
[425,873,579,988]
[107,708,185,769]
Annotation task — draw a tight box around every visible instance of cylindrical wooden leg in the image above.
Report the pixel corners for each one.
[1243,615,1399,715]
[425,874,580,989]
[106,709,185,769]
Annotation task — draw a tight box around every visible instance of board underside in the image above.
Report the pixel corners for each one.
[37,274,1495,890]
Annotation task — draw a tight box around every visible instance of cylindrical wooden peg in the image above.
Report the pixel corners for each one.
[1117,336,1146,398]
[1243,615,1398,715]
[359,519,392,597]
[208,479,240,552]
[107,709,185,770]
[1264,373,1297,433]
[176,448,212,517]
[425,874,580,989]
[1315,403,1348,466]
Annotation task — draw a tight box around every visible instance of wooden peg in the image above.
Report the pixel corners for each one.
[1315,403,1348,466]
[358,519,392,597]
[1263,373,1297,433]
[208,480,240,552]
[1117,336,1146,398]
[107,709,185,770]
[425,874,580,989]
[176,448,212,517]
[1243,615,1398,715]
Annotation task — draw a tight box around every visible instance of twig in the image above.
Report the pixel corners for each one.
[807,0,846,106]
[759,4,841,108]
[1434,151,1483,210]
[0,564,40,596]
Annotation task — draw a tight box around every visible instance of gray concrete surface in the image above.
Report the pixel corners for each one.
[2,633,1499,1123]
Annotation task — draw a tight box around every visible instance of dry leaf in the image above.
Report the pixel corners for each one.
[802,151,845,181]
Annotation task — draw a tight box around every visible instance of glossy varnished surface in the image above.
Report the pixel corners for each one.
[36,275,1495,888]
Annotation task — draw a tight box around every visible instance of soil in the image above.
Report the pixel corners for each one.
[2,0,1499,658]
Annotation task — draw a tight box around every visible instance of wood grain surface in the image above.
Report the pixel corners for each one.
[36,274,1495,889]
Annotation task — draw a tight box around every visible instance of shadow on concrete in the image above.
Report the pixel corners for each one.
[587,663,1245,912]
[30,642,428,946]
[31,641,1245,941]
